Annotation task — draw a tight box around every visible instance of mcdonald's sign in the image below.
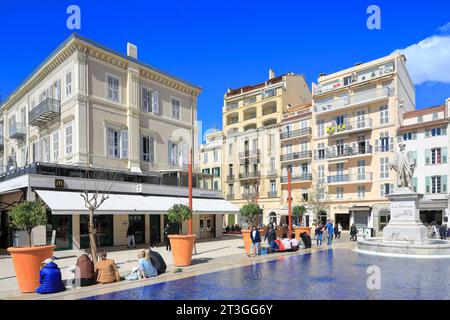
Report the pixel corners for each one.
[55,179,65,188]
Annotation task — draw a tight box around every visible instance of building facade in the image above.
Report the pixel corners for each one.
[311,53,416,233]
[0,34,237,250]
[222,69,312,225]
[398,103,450,225]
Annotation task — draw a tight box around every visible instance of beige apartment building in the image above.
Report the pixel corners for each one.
[0,34,237,250]
[222,70,311,225]
[311,53,415,233]
[279,103,313,226]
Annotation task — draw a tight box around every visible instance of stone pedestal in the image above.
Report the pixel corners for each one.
[383,188,428,243]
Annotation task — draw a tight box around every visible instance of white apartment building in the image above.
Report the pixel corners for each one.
[398,101,450,225]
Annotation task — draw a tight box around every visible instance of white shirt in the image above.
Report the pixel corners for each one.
[282,238,291,250]
[290,238,299,247]
[252,230,257,239]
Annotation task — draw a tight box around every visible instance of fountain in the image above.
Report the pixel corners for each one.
[356,143,450,258]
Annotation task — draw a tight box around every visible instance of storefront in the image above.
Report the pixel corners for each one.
[46,213,73,250]
[80,215,114,249]
[334,213,350,230]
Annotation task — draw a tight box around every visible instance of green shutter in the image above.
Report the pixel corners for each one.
[443,127,447,135]
[443,147,448,164]
[425,129,431,138]
[412,177,418,193]
[425,149,430,165]
[442,175,448,193]
[425,176,431,194]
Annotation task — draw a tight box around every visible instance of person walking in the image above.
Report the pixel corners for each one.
[249,226,261,257]
[164,224,171,251]
[439,224,448,240]
[325,220,334,245]
[315,222,324,246]
[126,222,136,249]
[337,223,343,239]
[350,223,357,241]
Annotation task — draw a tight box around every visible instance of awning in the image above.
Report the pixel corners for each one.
[35,190,239,215]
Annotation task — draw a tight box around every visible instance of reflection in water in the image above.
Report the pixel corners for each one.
[85,249,450,300]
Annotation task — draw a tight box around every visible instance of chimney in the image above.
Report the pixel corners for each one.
[269,69,275,79]
[127,42,138,59]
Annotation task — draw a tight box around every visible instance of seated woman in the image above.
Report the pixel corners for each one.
[36,258,66,294]
[290,234,300,251]
[138,250,158,278]
[96,251,121,284]
[76,254,95,287]
[281,233,292,251]
[274,239,285,252]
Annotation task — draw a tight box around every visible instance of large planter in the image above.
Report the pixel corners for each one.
[294,226,312,241]
[241,230,252,255]
[7,245,56,293]
[168,234,196,267]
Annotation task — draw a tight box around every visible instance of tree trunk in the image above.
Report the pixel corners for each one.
[27,229,32,247]
[89,209,98,266]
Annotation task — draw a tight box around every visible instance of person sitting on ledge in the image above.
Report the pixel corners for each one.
[138,250,157,278]
[76,254,95,287]
[281,233,292,251]
[96,251,121,284]
[290,234,300,251]
[36,258,66,294]
[146,248,167,275]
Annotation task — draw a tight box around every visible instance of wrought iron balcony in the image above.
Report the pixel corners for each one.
[239,171,260,180]
[327,172,373,184]
[280,173,312,183]
[28,98,61,127]
[326,145,373,159]
[9,122,25,140]
[226,174,235,182]
[267,191,278,198]
[280,150,312,162]
[266,170,277,177]
[239,149,261,158]
[280,127,312,140]
[326,118,373,136]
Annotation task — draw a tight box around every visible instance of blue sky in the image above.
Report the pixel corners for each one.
[1,0,450,141]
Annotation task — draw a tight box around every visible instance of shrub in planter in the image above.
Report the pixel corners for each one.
[292,205,311,239]
[7,201,56,293]
[167,204,196,267]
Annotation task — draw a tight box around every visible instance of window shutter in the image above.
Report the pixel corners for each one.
[380,184,384,197]
[140,136,144,161]
[142,88,148,112]
[425,129,430,138]
[425,176,431,194]
[425,149,430,165]
[389,137,394,151]
[412,132,417,140]
[168,142,172,165]
[182,143,188,167]
[106,128,114,157]
[443,147,448,164]
[120,130,128,158]
[149,136,155,163]
[442,127,447,135]
[152,91,159,114]
[442,175,448,193]
[390,184,395,194]
[375,139,379,152]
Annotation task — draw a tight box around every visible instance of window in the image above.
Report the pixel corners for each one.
[64,123,73,156]
[264,88,276,98]
[270,180,276,193]
[40,136,50,162]
[318,143,325,159]
[380,105,389,124]
[380,157,389,178]
[317,120,325,137]
[106,74,120,102]
[431,148,442,164]
[142,136,155,163]
[402,132,416,141]
[426,148,447,165]
[426,176,447,194]
[142,87,159,113]
[213,181,219,190]
[106,127,128,158]
[380,183,394,197]
[65,71,72,97]
[433,112,439,120]
[228,143,233,157]
[417,115,423,123]
[171,98,181,120]
[52,130,59,162]
[426,127,447,137]
[318,165,325,183]
[168,142,179,166]
[336,187,344,200]
[357,185,366,198]
[203,151,208,164]
[378,132,390,152]
[432,176,441,194]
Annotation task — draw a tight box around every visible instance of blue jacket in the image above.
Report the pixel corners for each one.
[326,223,334,233]
[250,229,261,243]
[36,262,66,294]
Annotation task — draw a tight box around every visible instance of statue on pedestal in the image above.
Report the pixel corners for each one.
[389,143,416,190]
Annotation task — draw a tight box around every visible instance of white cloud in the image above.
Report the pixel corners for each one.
[393,23,450,85]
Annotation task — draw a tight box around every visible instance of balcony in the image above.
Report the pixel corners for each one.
[327,172,373,185]
[239,171,260,180]
[226,174,235,182]
[280,150,312,162]
[281,173,312,183]
[9,122,26,140]
[280,127,312,140]
[267,191,278,198]
[239,149,260,158]
[28,98,61,127]
[314,87,391,114]
[326,118,373,137]
[326,145,373,159]
[266,170,277,177]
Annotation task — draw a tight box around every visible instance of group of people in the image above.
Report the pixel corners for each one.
[314,220,342,246]
[36,247,167,295]
[224,224,242,233]
[427,222,449,240]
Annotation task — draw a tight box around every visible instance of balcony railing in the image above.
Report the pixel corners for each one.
[9,122,26,140]
[267,191,278,198]
[326,145,373,159]
[239,149,261,158]
[314,87,391,114]
[242,192,257,200]
[327,172,373,184]
[326,118,373,136]
[266,170,277,177]
[226,174,235,181]
[281,173,312,183]
[239,171,260,179]
[280,127,312,140]
[29,98,61,127]
[280,150,312,162]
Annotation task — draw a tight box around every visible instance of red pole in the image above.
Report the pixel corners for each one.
[188,148,193,235]
[288,168,292,239]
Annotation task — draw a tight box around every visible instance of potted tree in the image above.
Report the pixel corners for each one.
[7,201,56,293]
[167,204,196,267]
[292,205,311,240]
[239,203,260,255]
